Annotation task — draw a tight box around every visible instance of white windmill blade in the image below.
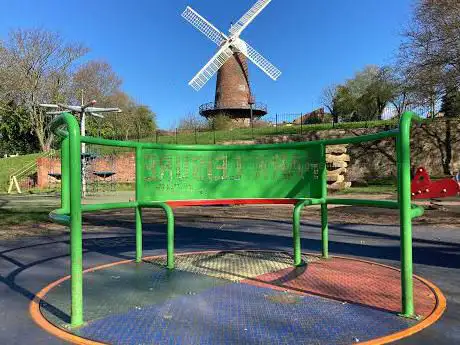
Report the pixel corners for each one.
[39,104,59,108]
[89,112,105,118]
[181,6,228,46]
[58,104,83,112]
[229,0,272,37]
[189,44,234,91]
[86,107,120,113]
[232,38,281,80]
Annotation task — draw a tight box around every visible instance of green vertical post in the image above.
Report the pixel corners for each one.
[135,146,143,263]
[164,205,175,269]
[60,136,70,213]
[320,144,329,258]
[397,111,415,317]
[292,205,302,266]
[65,114,83,327]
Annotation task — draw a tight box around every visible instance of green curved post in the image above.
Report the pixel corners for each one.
[292,198,325,266]
[50,113,83,327]
[137,201,175,269]
[61,135,70,214]
[397,111,416,318]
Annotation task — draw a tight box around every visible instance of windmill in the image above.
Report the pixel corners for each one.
[182,0,281,125]
[40,101,121,196]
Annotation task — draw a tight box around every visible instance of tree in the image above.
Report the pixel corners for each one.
[0,28,88,151]
[0,102,39,155]
[348,66,396,121]
[388,68,415,117]
[329,66,398,122]
[72,60,122,105]
[366,67,397,120]
[333,85,357,122]
[440,87,460,117]
[178,113,207,130]
[131,105,157,140]
[320,85,340,124]
[85,90,156,140]
[399,0,460,116]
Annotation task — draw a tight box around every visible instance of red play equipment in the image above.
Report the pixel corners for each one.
[411,167,460,199]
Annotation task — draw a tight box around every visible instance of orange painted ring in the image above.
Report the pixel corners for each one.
[30,251,447,345]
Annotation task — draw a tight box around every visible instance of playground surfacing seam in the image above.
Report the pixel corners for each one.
[34,250,444,345]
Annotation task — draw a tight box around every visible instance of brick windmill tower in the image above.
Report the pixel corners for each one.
[182,0,281,125]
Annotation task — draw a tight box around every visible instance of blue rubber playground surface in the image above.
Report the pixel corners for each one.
[36,250,441,345]
[76,283,414,345]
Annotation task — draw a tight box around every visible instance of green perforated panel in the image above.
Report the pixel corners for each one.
[142,144,325,201]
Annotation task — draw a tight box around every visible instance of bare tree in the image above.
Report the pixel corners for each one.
[320,85,339,124]
[72,60,122,105]
[388,68,414,117]
[0,28,88,151]
[399,0,460,115]
[178,113,207,130]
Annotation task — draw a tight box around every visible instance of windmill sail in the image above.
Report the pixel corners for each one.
[229,0,272,36]
[189,45,234,91]
[182,0,281,91]
[233,38,281,81]
[86,107,121,113]
[181,6,227,46]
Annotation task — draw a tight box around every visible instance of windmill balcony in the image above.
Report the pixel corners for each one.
[199,101,268,119]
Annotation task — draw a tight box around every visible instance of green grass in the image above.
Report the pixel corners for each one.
[149,119,401,145]
[0,153,42,193]
[0,193,58,226]
[0,207,51,225]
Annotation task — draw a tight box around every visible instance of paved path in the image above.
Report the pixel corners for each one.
[0,214,459,344]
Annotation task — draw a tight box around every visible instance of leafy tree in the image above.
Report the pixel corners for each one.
[330,66,398,122]
[86,91,156,140]
[0,102,39,155]
[333,85,357,122]
[131,105,157,140]
[208,113,233,130]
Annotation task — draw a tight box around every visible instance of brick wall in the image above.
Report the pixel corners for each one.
[37,153,135,188]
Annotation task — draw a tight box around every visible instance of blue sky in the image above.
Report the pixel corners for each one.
[0,0,413,128]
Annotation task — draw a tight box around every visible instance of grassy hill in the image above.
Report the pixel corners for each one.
[149,119,400,145]
[0,153,42,193]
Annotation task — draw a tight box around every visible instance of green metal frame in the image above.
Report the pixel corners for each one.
[49,111,423,327]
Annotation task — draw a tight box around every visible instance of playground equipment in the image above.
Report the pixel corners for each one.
[7,150,56,194]
[85,146,117,193]
[40,100,121,196]
[411,167,460,199]
[46,111,425,329]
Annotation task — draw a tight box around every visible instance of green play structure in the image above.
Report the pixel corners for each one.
[49,111,424,327]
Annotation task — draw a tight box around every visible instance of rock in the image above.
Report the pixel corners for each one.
[326,153,350,162]
[326,145,348,154]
